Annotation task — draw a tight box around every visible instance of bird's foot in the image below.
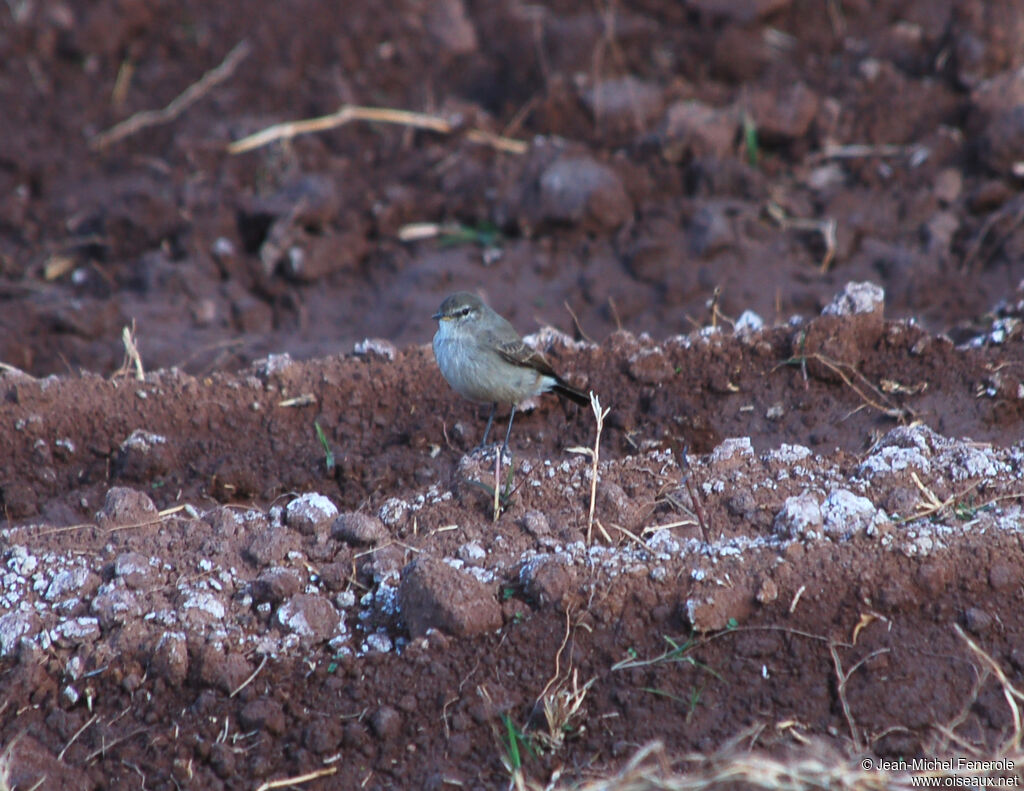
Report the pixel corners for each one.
[468,442,513,464]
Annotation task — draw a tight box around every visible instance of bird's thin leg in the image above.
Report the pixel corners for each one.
[479,403,497,448]
[501,405,517,458]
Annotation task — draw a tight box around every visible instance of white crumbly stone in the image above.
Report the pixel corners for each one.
[182,591,226,620]
[276,599,314,636]
[524,326,593,352]
[734,310,764,334]
[286,493,338,529]
[774,491,823,540]
[710,437,754,463]
[765,444,813,464]
[335,590,356,609]
[378,498,408,526]
[119,429,167,453]
[362,631,393,654]
[255,353,294,376]
[936,443,1007,483]
[44,566,91,602]
[457,542,486,562]
[353,338,397,359]
[821,281,884,316]
[52,617,101,645]
[859,445,931,478]
[0,609,36,656]
[821,489,880,538]
[7,546,37,577]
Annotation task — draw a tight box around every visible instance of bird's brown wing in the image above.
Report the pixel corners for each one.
[495,338,559,377]
[496,338,590,405]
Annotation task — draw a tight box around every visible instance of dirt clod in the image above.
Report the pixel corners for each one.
[398,556,502,638]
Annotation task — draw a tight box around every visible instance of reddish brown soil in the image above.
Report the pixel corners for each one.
[3,1,1024,789]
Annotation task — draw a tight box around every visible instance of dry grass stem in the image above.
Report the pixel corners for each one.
[782,352,910,420]
[278,394,317,407]
[643,519,698,533]
[765,202,838,272]
[673,445,710,543]
[536,610,574,707]
[43,254,75,281]
[229,104,527,155]
[230,654,268,698]
[829,643,889,750]
[903,473,987,522]
[962,198,1024,273]
[254,766,338,791]
[954,624,1024,751]
[571,626,1024,790]
[113,322,145,382]
[532,612,595,751]
[586,394,609,542]
[563,299,596,344]
[91,40,251,150]
[707,286,723,328]
[608,522,646,550]
[812,141,919,161]
[493,450,502,524]
[788,584,807,613]
[57,713,98,762]
[565,732,1023,791]
[0,362,34,378]
[538,669,595,751]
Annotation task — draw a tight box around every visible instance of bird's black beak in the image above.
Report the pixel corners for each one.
[432,311,443,320]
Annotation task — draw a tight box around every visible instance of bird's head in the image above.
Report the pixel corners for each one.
[433,292,486,325]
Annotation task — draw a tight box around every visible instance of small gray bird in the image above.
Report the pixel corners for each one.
[432,291,589,453]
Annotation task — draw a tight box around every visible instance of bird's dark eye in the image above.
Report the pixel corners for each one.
[460,307,471,316]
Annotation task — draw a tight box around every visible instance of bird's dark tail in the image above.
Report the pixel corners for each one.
[553,379,591,406]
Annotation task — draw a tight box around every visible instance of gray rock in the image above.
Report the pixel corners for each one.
[538,156,633,230]
[598,481,648,532]
[151,631,189,685]
[964,607,994,635]
[424,0,477,55]
[626,347,674,385]
[521,558,575,609]
[239,699,286,735]
[520,511,551,537]
[276,593,340,643]
[662,100,739,161]
[251,567,303,604]
[331,512,388,546]
[979,105,1024,174]
[687,202,735,259]
[91,584,142,630]
[114,552,157,589]
[581,76,664,131]
[96,486,158,529]
[198,646,252,695]
[369,705,403,740]
[115,431,172,482]
[746,80,819,141]
[285,493,338,536]
[245,527,299,567]
[180,590,227,625]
